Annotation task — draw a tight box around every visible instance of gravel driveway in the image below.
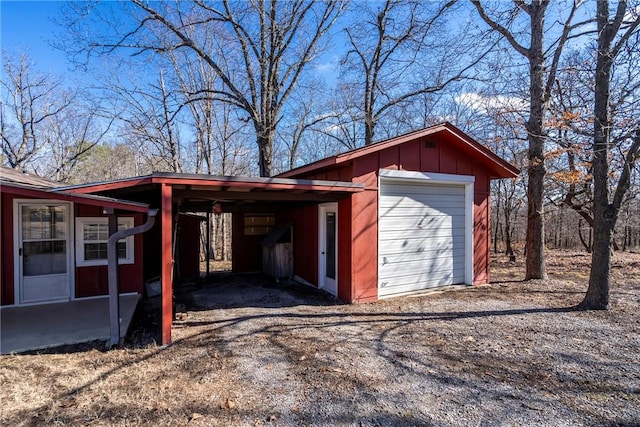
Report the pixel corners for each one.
[1,251,639,426]
[173,260,640,427]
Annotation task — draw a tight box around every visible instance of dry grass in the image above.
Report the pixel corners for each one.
[1,249,639,426]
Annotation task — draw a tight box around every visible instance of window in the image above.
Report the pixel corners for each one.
[76,217,134,266]
[244,213,275,235]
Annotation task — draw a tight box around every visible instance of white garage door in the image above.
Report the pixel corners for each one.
[378,172,473,297]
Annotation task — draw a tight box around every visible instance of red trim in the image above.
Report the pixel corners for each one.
[0,182,149,213]
[278,122,519,179]
[150,176,362,193]
[161,183,173,345]
[58,174,363,196]
[58,177,153,194]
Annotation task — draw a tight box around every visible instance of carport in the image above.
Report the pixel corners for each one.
[59,173,364,345]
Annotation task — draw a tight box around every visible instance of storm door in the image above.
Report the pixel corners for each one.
[17,203,72,303]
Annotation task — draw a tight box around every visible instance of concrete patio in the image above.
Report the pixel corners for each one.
[0,294,139,354]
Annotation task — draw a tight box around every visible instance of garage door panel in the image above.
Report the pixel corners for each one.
[380,247,463,262]
[380,244,466,262]
[379,272,466,295]
[379,229,466,244]
[379,258,465,278]
[380,236,464,257]
[380,196,465,210]
[378,220,465,234]
[379,214,456,229]
[381,183,465,197]
[379,177,469,298]
[380,207,466,220]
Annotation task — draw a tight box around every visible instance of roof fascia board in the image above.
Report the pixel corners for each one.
[55,176,154,194]
[150,174,364,192]
[1,182,149,213]
[279,122,519,179]
[442,123,519,178]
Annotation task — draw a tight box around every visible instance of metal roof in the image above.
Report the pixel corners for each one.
[0,167,60,188]
[1,181,150,213]
[56,172,365,211]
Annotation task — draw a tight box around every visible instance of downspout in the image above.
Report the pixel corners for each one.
[107,209,158,348]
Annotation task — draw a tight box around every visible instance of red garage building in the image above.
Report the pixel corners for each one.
[277,122,518,303]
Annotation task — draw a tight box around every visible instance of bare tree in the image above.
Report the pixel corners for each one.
[1,53,72,172]
[471,0,591,280]
[64,1,344,177]
[579,1,640,309]
[105,68,184,173]
[69,142,146,184]
[340,0,492,146]
[44,102,115,182]
[275,75,338,170]
[168,50,252,176]
[1,53,112,182]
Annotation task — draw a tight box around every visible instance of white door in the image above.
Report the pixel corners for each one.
[318,203,338,296]
[16,202,72,304]
[378,172,473,297]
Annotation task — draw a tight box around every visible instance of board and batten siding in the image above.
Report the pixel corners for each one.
[378,170,474,297]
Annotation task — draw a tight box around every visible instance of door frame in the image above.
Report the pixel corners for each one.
[13,199,75,306]
[377,169,474,296]
[318,202,338,296]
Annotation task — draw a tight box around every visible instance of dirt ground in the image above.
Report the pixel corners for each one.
[1,250,639,426]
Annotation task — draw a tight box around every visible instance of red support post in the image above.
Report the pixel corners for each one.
[161,183,173,345]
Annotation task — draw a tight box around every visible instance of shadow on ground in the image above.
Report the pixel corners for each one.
[178,273,340,310]
[125,273,340,350]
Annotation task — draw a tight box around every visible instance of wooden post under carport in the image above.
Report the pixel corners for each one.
[161,183,173,345]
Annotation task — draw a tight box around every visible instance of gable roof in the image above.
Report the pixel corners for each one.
[0,166,60,188]
[277,122,519,179]
[0,180,150,213]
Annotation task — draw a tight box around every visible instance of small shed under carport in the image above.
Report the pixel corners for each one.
[59,173,364,345]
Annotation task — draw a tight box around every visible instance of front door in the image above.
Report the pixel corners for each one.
[318,203,338,296]
[17,202,72,304]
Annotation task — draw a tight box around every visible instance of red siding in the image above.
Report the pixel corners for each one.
[349,189,378,303]
[175,215,202,283]
[337,198,352,302]
[379,148,399,170]
[1,194,146,305]
[1,193,16,305]
[161,183,173,345]
[473,169,491,285]
[399,140,421,171]
[439,143,458,174]
[232,212,265,273]
[281,204,319,286]
[74,204,145,297]
[420,142,440,171]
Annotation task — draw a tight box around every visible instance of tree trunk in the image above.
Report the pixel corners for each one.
[580,206,616,309]
[577,0,617,310]
[257,132,274,177]
[504,205,515,262]
[524,3,548,280]
[493,182,502,254]
[578,219,592,253]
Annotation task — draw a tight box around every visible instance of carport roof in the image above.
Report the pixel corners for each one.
[56,172,365,209]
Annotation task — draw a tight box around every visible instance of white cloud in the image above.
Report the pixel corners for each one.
[455,92,528,113]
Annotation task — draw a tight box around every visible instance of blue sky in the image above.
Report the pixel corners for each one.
[1,1,71,74]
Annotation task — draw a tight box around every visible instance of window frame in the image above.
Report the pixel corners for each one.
[75,217,135,267]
